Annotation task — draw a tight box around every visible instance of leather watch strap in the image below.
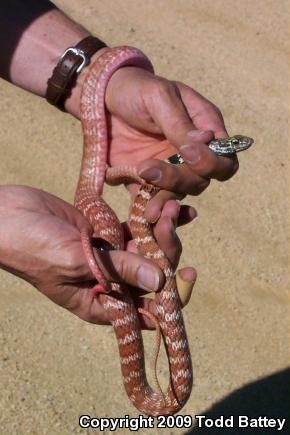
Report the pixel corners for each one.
[46,36,107,110]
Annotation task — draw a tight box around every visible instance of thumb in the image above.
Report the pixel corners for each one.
[95,249,165,292]
[176,267,197,307]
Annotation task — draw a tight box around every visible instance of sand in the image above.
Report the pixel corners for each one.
[0,1,289,434]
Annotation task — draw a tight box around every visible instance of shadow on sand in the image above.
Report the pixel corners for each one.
[187,368,290,434]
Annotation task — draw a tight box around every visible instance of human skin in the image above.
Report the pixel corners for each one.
[0,186,196,328]
[0,0,238,215]
[0,1,237,325]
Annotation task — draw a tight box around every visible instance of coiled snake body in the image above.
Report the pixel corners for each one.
[74,46,253,416]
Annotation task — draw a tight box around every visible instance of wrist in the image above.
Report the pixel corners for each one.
[6,6,107,118]
[10,9,91,96]
[63,47,109,118]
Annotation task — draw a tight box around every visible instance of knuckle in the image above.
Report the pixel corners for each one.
[114,254,127,282]
[159,166,175,189]
[199,179,211,191]
[170,116,192,134]
[190,179,210,195]
[197,150,218,176]
[203,158,218,176]
[61,249,83,277]
[217,158,240,181]
[153,77,176,98]
[168,167,186,192]
[113,253,138,286]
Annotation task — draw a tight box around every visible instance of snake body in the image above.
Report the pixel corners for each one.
[74,46,253,416]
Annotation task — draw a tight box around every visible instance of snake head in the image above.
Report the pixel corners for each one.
[229,135,254,152]
[208,135,254,155]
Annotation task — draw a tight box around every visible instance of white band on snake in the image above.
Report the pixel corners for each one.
[74,45,253,416]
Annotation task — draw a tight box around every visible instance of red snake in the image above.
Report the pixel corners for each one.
[74,46,192,416]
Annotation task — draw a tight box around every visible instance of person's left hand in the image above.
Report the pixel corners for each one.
[102,65,239,221]
[66,51,238,221]
[65,49,239,222]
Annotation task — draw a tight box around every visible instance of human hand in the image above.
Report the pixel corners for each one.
[0,185,196,328]
[103,65,239,221]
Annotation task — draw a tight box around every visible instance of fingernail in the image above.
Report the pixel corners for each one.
[180,144,201,164]
[178,268,196,282]
[138,167,162,182]
[137,265,160,291]
[188,207,198,220]
[187,129,207,137]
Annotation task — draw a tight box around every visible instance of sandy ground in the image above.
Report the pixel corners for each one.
[0,1,289,434]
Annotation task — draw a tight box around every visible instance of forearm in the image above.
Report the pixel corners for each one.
[0,0,107,117]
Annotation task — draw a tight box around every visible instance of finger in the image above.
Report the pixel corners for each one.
[180,132,239,181]
[159,198,181,227]
[153,215,182,267]
[94,249,165,293]
[146,77,197,147]
[158,199,197,228]
[140,78,238,183]
[122,204,197,260]
[173,85,239,180]
[138,139,238,190]
[175,81,229,137]
[122,203,197,233]
[138,159,210,201]
[150,77,231,156]
[143,188,184,223]
[153,200,198,268]
[177,205,198,227]
[176,267,197,307]
[127,210,182,269]
[133,266,197,329]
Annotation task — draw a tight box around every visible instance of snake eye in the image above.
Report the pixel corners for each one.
[231,138,240,145]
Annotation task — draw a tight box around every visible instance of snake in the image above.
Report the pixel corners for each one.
[74,46,254,416]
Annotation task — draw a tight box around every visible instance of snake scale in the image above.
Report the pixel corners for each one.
[74,46,253,416]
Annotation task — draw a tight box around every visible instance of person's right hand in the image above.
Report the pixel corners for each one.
[0,185,196,328]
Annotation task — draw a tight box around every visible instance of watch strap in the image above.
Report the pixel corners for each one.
[46,36,107,110]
